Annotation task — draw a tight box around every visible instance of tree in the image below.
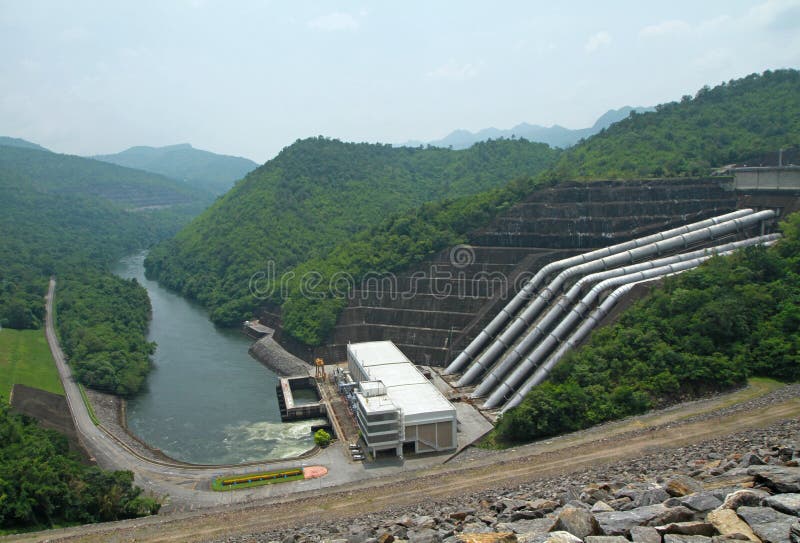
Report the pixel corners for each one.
[313,429,332,448]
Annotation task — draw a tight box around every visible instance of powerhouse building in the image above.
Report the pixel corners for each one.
[347,341,457,457]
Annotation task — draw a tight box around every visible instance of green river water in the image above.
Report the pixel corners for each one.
[112,253,322,465]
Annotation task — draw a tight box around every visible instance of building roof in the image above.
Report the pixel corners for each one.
[348,340,409,367]
[348,341,455,423]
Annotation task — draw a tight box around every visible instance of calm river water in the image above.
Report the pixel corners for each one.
[112,253,321,465]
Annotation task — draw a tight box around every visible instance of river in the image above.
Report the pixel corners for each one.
[112,253,321,465]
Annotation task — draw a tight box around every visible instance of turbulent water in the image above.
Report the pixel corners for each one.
[113,253,322,465]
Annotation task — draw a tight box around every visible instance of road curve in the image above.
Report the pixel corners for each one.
[13,279,798,543]
[41,278,340,508]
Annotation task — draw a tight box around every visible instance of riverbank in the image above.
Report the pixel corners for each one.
[84,388,179,464]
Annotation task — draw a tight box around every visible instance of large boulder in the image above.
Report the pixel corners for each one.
[737,506,797,543]
[646,506,695,527]
[495,518,557,535]
[720,489,770,510]
[667,475,705,497]
[456,534,517,543]
[680,492,724,512]
[654,521,716,537]
[552,506,601,539]
[630,526,662,543]
[595,504,670,536]
[617,484,672,507]
[764,494,800,517]
[663,536,712,543]
[517,532,583,543]
[703,468,755,489]
[748,466,800,494]
[706,508,760,542]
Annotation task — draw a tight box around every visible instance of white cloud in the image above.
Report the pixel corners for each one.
[584,31,611,53]
[748,0,800,31]
[639,19,691,38]
[426,60,482,81]
[307,12,359,31]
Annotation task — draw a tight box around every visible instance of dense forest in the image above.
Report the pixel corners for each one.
[547,69,800,180]
[94,143,258,195]
[495,212,800,444]
[0,145,212,208]
[0,144,205,392]
[145,137,559,326]
[241,69,800,346]
[0,397,159,531]
[0,142,204,530]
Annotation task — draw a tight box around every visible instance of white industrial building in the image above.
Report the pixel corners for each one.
[347,341,457,457]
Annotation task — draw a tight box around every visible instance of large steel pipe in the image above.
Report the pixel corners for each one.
[469,233,780,397]
[443,208,754,375]
[457,209,773,385]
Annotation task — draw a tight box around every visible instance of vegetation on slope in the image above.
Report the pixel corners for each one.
[280,176,538,344]
[269,69,800,345]
[547,69,800,180]
[145,137,559,326]
[0,397,159,532]
[494,212,800,444]
[0,145,212,208]
[94,143,258,195]
[0,145,202,394]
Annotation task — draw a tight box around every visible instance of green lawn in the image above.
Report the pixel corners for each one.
[0,328,63,398]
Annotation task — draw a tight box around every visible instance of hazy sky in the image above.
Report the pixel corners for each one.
[2,1,799,163]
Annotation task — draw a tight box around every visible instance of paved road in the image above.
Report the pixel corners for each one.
[39,278,449,510]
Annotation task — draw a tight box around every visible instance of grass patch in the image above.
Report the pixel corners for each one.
[0,328,63,398]
[211,468,305,491]
[78,385,99,426]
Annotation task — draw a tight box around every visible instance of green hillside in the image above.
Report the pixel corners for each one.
[0,146,208,395]
[0,145,212,209]
[145,137,559,324]
[549,69,800,180]
[274,69,800,345]
[94,143,258,195]
[0,136,50,152]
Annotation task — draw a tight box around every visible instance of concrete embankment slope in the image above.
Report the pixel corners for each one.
[265,177,745,366]
[249,334,311,377]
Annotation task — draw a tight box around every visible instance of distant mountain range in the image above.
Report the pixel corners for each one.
[93,143,258,195]
[400,106,655,150]
[0,143,210,210]
[0,136,51,153]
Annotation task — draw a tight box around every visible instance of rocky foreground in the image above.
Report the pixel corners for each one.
[217,419,800,543]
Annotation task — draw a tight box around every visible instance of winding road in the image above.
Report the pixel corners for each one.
[40,278,362,508]
[10,279,799,543]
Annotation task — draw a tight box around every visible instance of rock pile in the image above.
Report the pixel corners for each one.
[229,420,799,543]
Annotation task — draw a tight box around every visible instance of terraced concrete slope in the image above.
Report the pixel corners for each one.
[265,177,742,366]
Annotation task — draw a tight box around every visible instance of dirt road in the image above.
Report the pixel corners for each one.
[12,378,799,543]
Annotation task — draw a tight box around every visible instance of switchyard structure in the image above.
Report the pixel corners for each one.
[346,341,457,458]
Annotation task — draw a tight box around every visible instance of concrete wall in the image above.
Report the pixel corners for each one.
[734,167,800,191]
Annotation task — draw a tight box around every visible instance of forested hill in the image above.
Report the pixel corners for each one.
[0,145,212,209]
[0,145,211,394]
[0,136,50,152]
[145,138,560,324]
[274,69,800,346]
[94,143,258,195]
[548,69,800,180]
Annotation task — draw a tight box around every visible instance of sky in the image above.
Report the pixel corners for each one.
[1,1,799,163]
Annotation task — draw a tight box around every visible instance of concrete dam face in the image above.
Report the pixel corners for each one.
[261,177,797,373]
